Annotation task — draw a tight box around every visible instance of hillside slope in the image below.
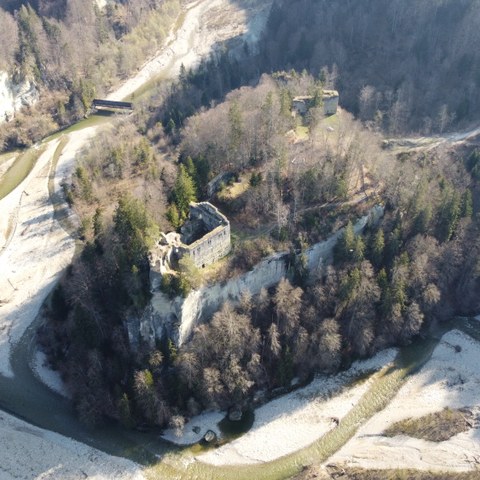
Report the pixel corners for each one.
[259,0,480,134]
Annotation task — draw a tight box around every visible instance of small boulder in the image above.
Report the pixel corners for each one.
[228,408,243,422]
[331,416,340,426]
[203,430,217,443]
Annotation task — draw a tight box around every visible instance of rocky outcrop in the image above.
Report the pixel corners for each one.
[129,205,384,348]
[0,71,39,123]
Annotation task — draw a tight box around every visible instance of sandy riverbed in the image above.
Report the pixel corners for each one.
[0,139,76,378]
[0,410,144,480]
[108,0,272,101]
[160,329,480,473]
[329,329,480,472]
[160,349,397,465]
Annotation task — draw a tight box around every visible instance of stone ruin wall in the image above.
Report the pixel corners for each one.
[182,224,231,268]
[291,90,339,117]
[181,203,231,268]
[149,202,231,284]
[323,91,339,115]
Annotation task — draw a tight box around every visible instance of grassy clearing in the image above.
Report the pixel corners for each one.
[125,73,168,103]
[51,136,68,169]
[323,112,339,127]
[218,174,251,201]
[383,407,472,442]
[0,146,46,200]
[296,125,310,139]
[47,136,77,230]
[200,253,231,283]
[0,150,17,167]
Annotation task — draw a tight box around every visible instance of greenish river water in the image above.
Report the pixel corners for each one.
[1,313,478,480]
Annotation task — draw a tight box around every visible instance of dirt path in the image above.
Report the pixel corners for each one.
[384,123,480,153]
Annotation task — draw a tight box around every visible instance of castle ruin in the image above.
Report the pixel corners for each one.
[292,90,339,117]
[149,202,231,288]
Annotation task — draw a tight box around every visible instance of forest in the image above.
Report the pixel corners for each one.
[138,0,480,138]
[0,0,180,148]
[0,0,470,432]
[259,0,480,134]
[4,0,480,150]
[39,66,480,429]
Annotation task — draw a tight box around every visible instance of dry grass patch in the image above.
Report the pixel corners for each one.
[218,173,250,201]
[295,463,480,480]
[383,407,473,442]
[0,150,17,167]
[295,125,310,139]
[294,465,480,480]
[329,467,480,480]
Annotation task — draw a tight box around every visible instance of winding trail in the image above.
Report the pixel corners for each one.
[384,123,480,152]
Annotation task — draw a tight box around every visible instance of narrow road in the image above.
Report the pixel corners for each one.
[384,123,480,153]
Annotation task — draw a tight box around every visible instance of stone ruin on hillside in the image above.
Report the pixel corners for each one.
[292,90,339,117]
[149,202,231,290]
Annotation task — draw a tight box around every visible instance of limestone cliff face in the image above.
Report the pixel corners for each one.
[306,204,383,273]
[0,71,39,123]
[177,251,289,344]
[130,252,289,348]
[130,205,384,348]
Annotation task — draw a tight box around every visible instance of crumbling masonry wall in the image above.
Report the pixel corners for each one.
[292,90,339,117]
[149,202,231,288]
[180,202,231,268]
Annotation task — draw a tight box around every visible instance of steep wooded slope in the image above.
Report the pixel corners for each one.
[0,0,180,148]
[259,0,480,133]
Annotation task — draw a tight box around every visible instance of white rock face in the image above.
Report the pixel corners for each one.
[136,206,384,347]
[0,71,39,123]
[94,0,112,10]
[177,251,289,344]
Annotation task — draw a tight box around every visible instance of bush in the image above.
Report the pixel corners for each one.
[232,237,274,271]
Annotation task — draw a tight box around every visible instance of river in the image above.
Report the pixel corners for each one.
[1,0,480,478]
[0,0,271,472]
[2,283,479,480]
